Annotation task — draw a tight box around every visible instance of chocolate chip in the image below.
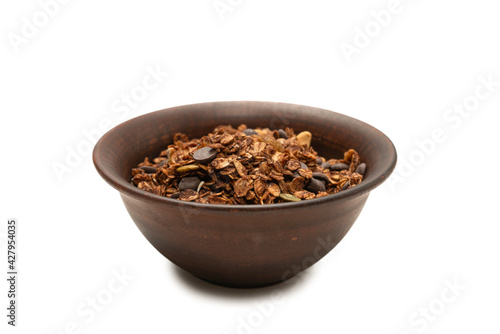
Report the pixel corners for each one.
[316,158,323,164]
[193,147,217,164]
[341,180,350,190]
[299,162,308,170]
[321,162,331,169]
[243,129,258,136]
[139,166,157,173]
[158,159,168,167]
[170,192,180,199]
[178,177,202,191]
[330,163,349,171]
[292,171,301,178]
[306,178,326,194]
[355,163,366,175]
[278,129,288,139]
[312,172,330,184]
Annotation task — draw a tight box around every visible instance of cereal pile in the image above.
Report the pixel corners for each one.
[131,125,366,204]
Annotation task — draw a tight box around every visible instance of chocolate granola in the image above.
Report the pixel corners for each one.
[130,124,366,204]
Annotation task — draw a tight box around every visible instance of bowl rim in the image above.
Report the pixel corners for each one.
[93,101,397,211]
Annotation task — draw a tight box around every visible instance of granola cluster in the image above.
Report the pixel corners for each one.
[131,124,366,204]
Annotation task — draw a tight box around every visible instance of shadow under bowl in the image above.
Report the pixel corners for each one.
[93,101,397,288]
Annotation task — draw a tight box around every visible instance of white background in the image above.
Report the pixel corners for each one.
[1,0,500,333]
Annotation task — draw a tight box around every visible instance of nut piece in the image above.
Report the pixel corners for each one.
[279,193,301,202]
[176,164,200,173]
[296,131,312,148]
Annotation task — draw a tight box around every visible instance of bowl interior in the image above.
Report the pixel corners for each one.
[93,101,396,206]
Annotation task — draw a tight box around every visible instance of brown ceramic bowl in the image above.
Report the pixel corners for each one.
[93,101,396,288]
